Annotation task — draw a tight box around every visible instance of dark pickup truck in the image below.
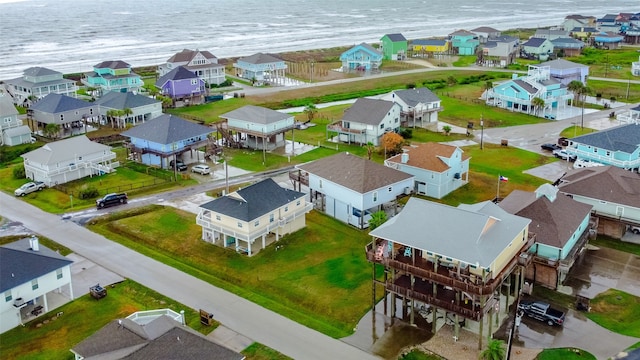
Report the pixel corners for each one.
[96,193,128,209]
[518,300,565,326]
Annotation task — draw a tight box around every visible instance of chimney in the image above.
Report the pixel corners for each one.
[29,236,39,252]
[401,153,409,164]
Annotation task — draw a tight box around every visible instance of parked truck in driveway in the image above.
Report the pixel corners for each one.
[518,300,565,326]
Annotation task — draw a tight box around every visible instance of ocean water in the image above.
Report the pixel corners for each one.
[0,0,637,80]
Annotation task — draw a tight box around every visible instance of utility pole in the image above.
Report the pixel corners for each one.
[480,114,484,150]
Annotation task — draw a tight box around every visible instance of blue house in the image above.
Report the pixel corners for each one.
[384,142,470,199]
[81,60,143,96]
[565,123,640,171]
[449,29,479,55]
[485,65,573,118]
[233,53,287,86]
[121,114,213,169]
[499,184,594,289]
[339,43,383,72]
[155,66,206,105]
[593,31,624,49]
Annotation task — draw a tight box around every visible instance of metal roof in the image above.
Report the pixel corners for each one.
[21,135,112,165]
[29,93,92,113]
[570,123,640,154]
[343,98,397,126]
[94,91,160,110]
[121,114,213,144]
[220,105,292,124]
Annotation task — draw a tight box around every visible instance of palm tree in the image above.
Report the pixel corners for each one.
[43,123,60,139]
[366,142,375,160]
[479,339,506,360]
[369,211,388,230]
[567,80,587,107]
[303,103,318,123]
[442,125,452,136]
[531,97,545,116]
[106,109,118,128]
[122,108,133,128]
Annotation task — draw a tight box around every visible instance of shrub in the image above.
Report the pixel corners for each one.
[399,128,413,139]
[79,187,100,200]
[12,165,25,179]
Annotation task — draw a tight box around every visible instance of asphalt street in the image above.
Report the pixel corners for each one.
[0,192,380,360]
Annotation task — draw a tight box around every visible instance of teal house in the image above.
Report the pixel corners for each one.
[449,29,479,55]
[486,65,572,118]
[340,43,383,72]
[565,123,640,171]
[499,184,593,289]
[380,33,407,60]
[81,60,143,96]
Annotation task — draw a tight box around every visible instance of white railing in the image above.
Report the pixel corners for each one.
[34,154,117,177]
[567,148,640,169]
[126,309,182,324]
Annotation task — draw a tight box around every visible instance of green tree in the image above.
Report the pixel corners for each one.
[442,125,452,135]
[122,108,133,128]
[303,103,318,123]
[106,109,118,128]
[365,141,375,160]
[531,97,545,116]
[369,211,387,230]
[568,80,590,107]
[479,339,506,360]
[43,123,60,139]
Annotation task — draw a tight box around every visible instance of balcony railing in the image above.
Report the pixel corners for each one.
[327,121,366,135]
[366,232,536,296]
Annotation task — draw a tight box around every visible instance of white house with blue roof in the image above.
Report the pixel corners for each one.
[28,93,98,137]
[1,237,73,334]
[196,178,311,256]
[121,114,214,169]
[565,123,640,171]
[381,88,442,129]
[0,95,32,146]
[486,65,573,118]
[233,53,287,86]
[4,67,78,106]
[327,98,401,146]
[94,91,162,127]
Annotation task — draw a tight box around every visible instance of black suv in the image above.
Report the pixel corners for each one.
[170,160,188,171]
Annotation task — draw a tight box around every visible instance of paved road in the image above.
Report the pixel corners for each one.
[0,192,379,360]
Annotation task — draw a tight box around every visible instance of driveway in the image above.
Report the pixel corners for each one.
[0,192,380,360]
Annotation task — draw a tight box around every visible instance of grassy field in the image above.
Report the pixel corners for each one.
[586,289,640,338]
[535,348,597,360]
[0,279,216,360]
[87,207,376,339]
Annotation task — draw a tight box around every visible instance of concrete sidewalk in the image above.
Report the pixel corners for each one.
[0,192,380,360]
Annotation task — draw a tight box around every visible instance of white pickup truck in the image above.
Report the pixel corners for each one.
[14,181,46,196]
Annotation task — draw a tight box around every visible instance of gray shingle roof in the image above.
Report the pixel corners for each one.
[220,105,292,124]
[1,237,72,293]
[540,58,588,69]
[570,123,640,153]
[23,67,61,77]
[0,95,18,116]
[72,315,244,360]
[471,26,500,33]
[200,178,305,221]
[513,79,538,94]
[4,125,31,137]
[94,91,160,110]
[382,33,406,42]
[297,152,413,194]
[499,184,592,249]
[238,53,282,64]
[559,166,640,208]
[412,39,447,46]
[523,37,548,47]
[21,135,112,165]
[550,38,586,48]
[94,60,131,69]
[155,66,198,87]
[343,98,396,126]
[121,114,213,144]
[392,88,440,106]
[167,49,217,63]
[29,93,92,113]
[369,198,530,268]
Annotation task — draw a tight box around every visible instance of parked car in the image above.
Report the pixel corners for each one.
[553,149,577,161]
[541,143,562,151]
[191,164,210,175]
[544,114,556,120]
[96,193,128,209]
[170,160,188,172]
[518,300,565,326]
[629,225,640,234]
[14,181,46,196]
[573,159,605,169]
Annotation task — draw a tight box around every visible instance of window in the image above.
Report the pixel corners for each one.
[380,123,384,129]
[254,220,260,227]
[594,148,598,153]
[606,151,611,156]
[4,290,12,302]
[237,222,243,228]
[56,268,63,279]
[387,186,392,192]
[373,191,378,202]
[216,215,221,221]
[270,214,275,223]
[59,114,64,122]
[319,180,323,189]
[31,279,39,290]
[285,206,289,212]
[191,79,198,85]
[296,200,301,206]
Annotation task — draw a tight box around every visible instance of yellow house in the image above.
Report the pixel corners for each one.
[411,39,450,54]
[570,27,598,41]
[196,178,312,256]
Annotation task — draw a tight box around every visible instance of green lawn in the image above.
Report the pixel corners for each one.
[88,207,375,339]
[586,289,640,338]
[0,279,215,360]
[535,348,597,360]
